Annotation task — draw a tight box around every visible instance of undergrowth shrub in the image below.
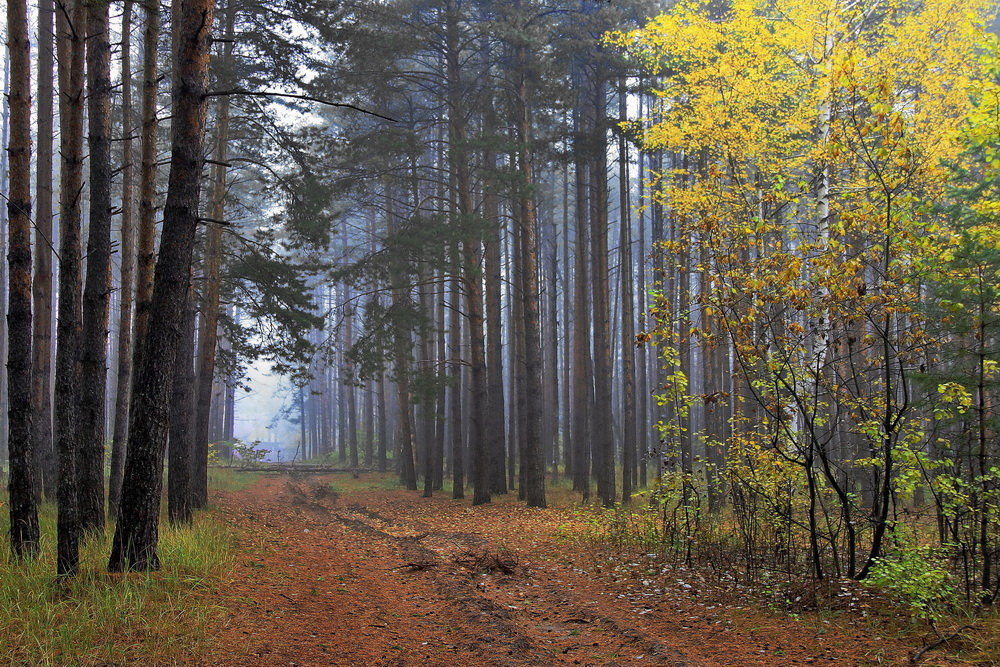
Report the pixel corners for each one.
[864,538,959,625]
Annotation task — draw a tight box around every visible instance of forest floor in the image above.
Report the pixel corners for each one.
[206,471,987,667]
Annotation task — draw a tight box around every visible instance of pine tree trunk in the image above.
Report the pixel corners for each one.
[112,0,162,514]
[133,0,162,343]
[511,204,527,500]
[377,373,388,471]
[589,72,615,507]
[561,160,573,477]
[433,268,446,490]
[191,2,235,509]
[449,241,464,499]
[505,229,519,493]
[571,69,593,499]
[109,0,136,520]
[619,82,636,503]
[364,379,375,469]
[6,0,40,558]
[513,29,546,508]
[78,0,114,534]
[1,36,8,470]
[32,0,57,501]
[347,300,359,470]
[55,0,87,576]
[168,290,195,525]
[544,204,560,476]
[445,6,488,505]
[482,124,507,495]
[386,186,417,490]
[110,0,216,572]
[635,97,649,488]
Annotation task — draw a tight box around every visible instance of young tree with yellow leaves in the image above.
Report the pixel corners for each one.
[612,0,993,583]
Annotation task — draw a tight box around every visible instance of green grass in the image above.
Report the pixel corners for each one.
[207,466,263,492]
[0,502,234,665]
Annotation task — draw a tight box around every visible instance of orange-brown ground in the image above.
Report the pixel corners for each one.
[207,472,965,666]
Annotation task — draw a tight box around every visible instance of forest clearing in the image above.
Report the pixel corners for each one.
[4,0,1000,663]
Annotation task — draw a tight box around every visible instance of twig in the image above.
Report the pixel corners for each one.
[910,625,976,663]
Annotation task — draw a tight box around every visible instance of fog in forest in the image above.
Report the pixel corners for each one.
[2,0,999,663]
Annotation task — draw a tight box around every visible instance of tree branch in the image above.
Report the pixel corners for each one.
[204,90,398,122]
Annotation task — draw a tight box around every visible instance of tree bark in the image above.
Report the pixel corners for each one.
[55,0,87,576]
[133,0,163,343]
[78,0,114,534]
[618,81,636,503]
[385,185,417,490]
[445,4,489,505]
[191,1,235,509]
[109,0,137,520]
[32,0,57,502]
[449,241,464,499]
[590,70,615,507]
[6,0,40,558]
[571,64,593,499]
[167,290,195,525]
[482,103,508,496]
[112,0,162,514]
[512,22,546,508]
[110,0,216,572]
[377,372,388,471]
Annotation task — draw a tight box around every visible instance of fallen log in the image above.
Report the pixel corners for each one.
[212,464,378,474]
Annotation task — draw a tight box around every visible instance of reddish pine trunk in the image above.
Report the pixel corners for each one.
[32,0,57,501]
[191,2,236,509]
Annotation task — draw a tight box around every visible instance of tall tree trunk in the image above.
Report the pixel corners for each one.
[133,0,163,342]
[544,202,560,476]
[55,0,87,576]
[511,202,527,500]
[377,372,388,471]
[561,159,573,477]
[1,31,8,469]
[449,241,464,499]
[6,0,40,558]
[167,289,195,524]
[112,0,162,514]
[505,228,519,492]
[109,0,216,572]
[618,82,636,502]
[191,1,235,509]
[445,4,488,505]
[78,0,114,534]
[482,114,507,496]
[513,23,546,508]
[571,66,593,499]
[635,96,648,488]
[346,300,359,470]
[364,378,375,468]
[590,71,615,507]
[32,0,57,501]
[386,186,417,490]
[433,268,446,490]
[110,0,136,520]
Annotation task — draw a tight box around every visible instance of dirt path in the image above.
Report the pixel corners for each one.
[208,473,919,667]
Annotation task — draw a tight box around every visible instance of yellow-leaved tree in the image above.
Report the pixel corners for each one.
[610,0,992,581]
